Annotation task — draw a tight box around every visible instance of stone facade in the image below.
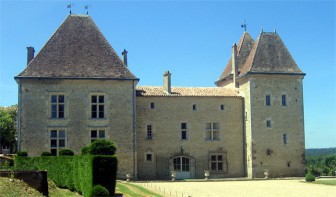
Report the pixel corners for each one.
[15,15,306,180]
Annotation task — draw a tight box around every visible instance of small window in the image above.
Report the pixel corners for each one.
[220,105,225,111]
[150,102,155,109]
[206,122,219,140]
[265,95,271,106]
[146,153,152,161]
[91,95,104,118]
[50,129,66,155]
[266,120,272,128]
[287,161,291,167]
[282,95,287,106]
[91,129,105,143]
[283,133,287,144]
[147,125,152,140]
[192,104,197,111]
[181,123,187,140]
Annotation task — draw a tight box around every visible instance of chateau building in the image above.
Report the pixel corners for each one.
[15,15,306,179]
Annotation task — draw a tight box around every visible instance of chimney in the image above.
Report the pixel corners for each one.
[231,44,238,88]
[122,49,128,67]
[27,46,35,65]
[163,71,171,94]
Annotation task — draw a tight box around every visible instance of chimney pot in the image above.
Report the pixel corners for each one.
[27,46,35,65]
[163,71,171,94]
[122,49,128,67]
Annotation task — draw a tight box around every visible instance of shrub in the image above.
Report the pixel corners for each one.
[82,140,117,155]
[59,149,74,156]
[41,152,52,156]
[16,151,28,156]
[81,146,89,155]
[90,185,109,197]
[305,173,315,182]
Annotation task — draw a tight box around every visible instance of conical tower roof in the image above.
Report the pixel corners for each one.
[239,32,304,77]
[216,32,254,84]
[16,15,137,80]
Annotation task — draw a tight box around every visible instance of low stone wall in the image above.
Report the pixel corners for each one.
[0,170,48,196]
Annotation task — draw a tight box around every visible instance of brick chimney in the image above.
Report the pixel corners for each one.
[122,49,128,67]
[27,46,35,65]
[163,71,171,94]
[231,44,238,88]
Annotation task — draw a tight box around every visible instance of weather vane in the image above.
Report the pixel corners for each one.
[67,3,72,15]
[241,20,247,32]
[85,5,89,15]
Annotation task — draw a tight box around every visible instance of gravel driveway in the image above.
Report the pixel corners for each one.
[134,179,335,197]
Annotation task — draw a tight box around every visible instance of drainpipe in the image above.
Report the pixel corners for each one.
[17,81,22,151]
[132,80,137,180]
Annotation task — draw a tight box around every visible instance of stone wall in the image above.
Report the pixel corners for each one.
[136,96,245,179]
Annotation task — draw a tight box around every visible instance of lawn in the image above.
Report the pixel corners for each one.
[312,179,336,186]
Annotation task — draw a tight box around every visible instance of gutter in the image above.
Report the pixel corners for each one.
[237,71,306,79]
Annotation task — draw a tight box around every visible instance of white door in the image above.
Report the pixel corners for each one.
[173,156,190,179]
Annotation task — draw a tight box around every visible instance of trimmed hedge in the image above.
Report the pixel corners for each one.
[59,149,74,156]
[81,140,117,155]
[90,185,109,197]
[41,152,52,156]
[16,151,28,156]
[305,173,315,182]
[15,155,117,196]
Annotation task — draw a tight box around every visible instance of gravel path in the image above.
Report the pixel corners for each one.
[134,179,335,197]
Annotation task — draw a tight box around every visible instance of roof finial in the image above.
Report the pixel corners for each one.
[274,27,277,33]
[85,5,89,15]
[261,27,263,33]
[67,3,72,15]
[241,20,247,32]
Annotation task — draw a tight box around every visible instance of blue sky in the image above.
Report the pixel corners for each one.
[0,0,335,148]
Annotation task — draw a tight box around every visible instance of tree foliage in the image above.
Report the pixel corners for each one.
[0,105,18,153]
[306,154,336,176]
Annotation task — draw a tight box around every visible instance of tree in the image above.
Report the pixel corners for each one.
[0,105,18,154]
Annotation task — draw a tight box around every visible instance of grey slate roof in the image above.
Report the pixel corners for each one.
[16,15,137,80]
[239,32,304,76]
[216,32,255,84]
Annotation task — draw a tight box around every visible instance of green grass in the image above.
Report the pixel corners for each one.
[116,182,140,196]
[116,182,163,197]
[312,180,336,186]
[124,182,163,197]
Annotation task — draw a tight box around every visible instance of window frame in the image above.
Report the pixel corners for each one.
[50,94,65,119]
[90,129,106,143]
[209,152,228,173]
[181,122,187,140]
[265,94,271,106]
[150,102,155,109]
[266,120,272,128]
[146,125,153,140]
[206,122,220,140]
[283,133,287,144]
[281,94,287,106]
[50,129,67,156]
[192,104,197,111]
[91,94,105,119]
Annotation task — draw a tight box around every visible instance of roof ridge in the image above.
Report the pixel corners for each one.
[248,33,262,71]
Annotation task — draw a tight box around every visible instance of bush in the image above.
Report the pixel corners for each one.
[90,185,109,197]
[82,140,117,155]
[305,173,315,182]
[16,151,28,156]
[41,152,52,156]
[59,149,74,156]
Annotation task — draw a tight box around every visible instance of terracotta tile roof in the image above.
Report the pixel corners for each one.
[216,32,255,84]
[239,32,304,77]
[16,15,137,80]
[136,86,240,97]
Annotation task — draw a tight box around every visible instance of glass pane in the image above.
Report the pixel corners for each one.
[99,96,104,103]
[91,95,97,103]
[211,162,217,170]
[51,105,57,118]
[91,130,97,138]
[58,95,64,103]
[218,162,223,171]
[59,139,65,147]
[207,131,211,140]
[218,155,223,161]
[213,123,219,130]
[51,111,57,119]
[59,112,64,118]
[181,123,187,129]
[213,131,219,139]
[181,131,186,139]
[211,155,217,161]
[50,130,57,138]
[51,139,57,147]
[146,154,152,161]
[92,112,97,118]
[206,123,212,130]
[99,111,104,118]
[51,149,57,156]
[99,130,105,138]
[51,95,57,103]
[59,105,64,118]
[58,130,65,138]
[99,105,104,111]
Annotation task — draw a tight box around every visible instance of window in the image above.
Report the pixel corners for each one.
[173,157,190,172]
[146,153,153,161]
[209,153,227,173]
[220,105,225,111]
[282,95,287,106]
[150,102,155,109]
[265,95,271,106]
[266,120,272,128]
[287,161,291,167]
[50,129,66,155]
[147,125,152,140]
[192,104,197,111]
[91,95,104,118]
[91,129,105,143]
[51,95,64,118]
[206,122,219,140]
[283,133,287,144]
[181,123,187,140]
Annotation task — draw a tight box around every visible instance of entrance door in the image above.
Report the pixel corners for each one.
[173,156,190,179]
